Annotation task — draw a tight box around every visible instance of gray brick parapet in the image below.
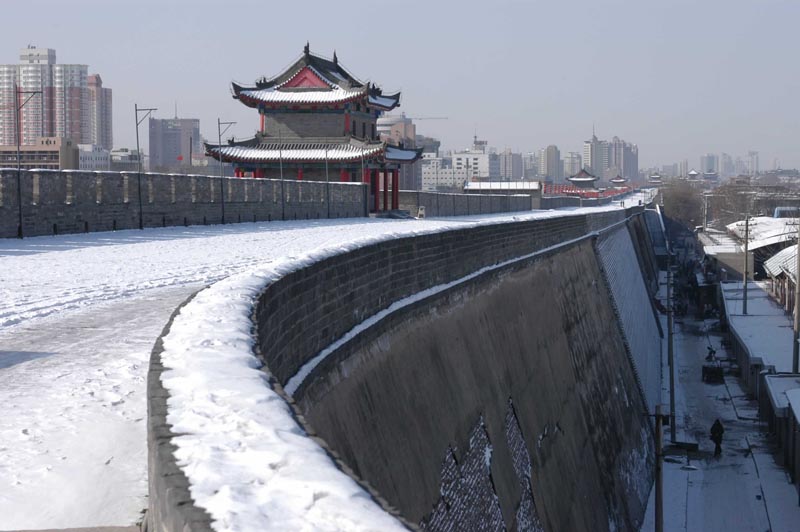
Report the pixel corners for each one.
[0,169,368,238]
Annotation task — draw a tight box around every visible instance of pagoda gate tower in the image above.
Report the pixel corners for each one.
[206,43,422,212]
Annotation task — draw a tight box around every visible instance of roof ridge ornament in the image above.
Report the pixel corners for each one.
[333,50,338,65]
[304,42,310,57]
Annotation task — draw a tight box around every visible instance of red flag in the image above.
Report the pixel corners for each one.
[177,155,184,161]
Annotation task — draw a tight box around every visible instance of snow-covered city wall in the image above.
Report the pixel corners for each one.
[147,204,657,531]
[0,169,367,238]
[290,236,654,531]
[596,223,663,414]
[398,190,532,217]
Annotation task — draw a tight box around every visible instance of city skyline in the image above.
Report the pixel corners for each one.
[1,0,797,170]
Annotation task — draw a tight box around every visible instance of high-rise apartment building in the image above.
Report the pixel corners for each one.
[583,133,608,178]
[538,145,562,180]
[563,151,582,177]
[88,74,112,150]
[498,149,523,180]
[0,46,110,148]
[148,117,201,172]
[700,153,718,174]
[747,151,759,176]
[678,159,689,177]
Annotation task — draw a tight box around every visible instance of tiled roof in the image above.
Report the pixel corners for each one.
[238,86,367,105]
[464,181,541,190]
[567,169,597,181]
[384,145,422,162]
[210,142,384,162]
[232,47,400,110]
[764,244,797,280]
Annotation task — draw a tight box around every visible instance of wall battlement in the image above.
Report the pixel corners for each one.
[0,169,368,238]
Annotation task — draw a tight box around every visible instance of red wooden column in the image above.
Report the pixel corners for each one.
[392,167,399,210]
[362,166,370,184]
[297,167,303,180]
[372,169,379,212]
[382,167,389,211]
[340,168,348,182]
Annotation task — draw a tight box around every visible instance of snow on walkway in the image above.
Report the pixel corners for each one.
[0,203,646,530]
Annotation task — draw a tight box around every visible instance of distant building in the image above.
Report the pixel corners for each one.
[377,114,421,189]
[747,150,759,176]
[421,159,466,191]
[416,134,441,157]
[583,132,608,178]
[0,46,111,148]
[538,145,562,181]
[700,153,718,174]
[522,152,538,179]
[148,117,201,173]
[88,74,112,151]
[453,136,499,180]
[563,151,582,178]
[0,136,78,169]
[498,149,523,180]
[78,144,110,170]
[608,136,638,181]
[110,148,141,172]
[678,159,689,177]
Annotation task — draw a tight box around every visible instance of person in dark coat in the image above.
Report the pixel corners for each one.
[710,419,724,456]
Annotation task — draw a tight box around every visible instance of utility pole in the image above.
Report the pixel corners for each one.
[217,118,236,224]
[655,404,664,532]
[743,214,750,315]
[15,87,42,238]
[702,194,708,232]
[135,104,157,230]
[794,216,800,373]
[668,266,676,443]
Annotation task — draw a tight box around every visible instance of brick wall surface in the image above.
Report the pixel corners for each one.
[255,210,645,386]
[0,169,368,238]
[398,191,532,218]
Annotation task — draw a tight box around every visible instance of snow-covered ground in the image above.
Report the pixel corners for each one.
[0,196,653,530]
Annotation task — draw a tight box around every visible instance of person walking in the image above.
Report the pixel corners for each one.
[710,419,725,456]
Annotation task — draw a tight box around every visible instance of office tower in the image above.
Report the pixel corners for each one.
[148,117,201,172]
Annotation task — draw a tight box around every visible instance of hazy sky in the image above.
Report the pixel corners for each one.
[4,0,798,169]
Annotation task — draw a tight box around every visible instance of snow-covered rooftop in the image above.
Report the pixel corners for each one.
[764,374,800,417]
[464,181,541,191]
[764,244,797,280]
[212,142,385,162]
[721,281,794,372]
[238,86,366,105]
[727,216,798,251]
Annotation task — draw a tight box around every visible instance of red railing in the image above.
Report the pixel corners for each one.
[542,184,631,199]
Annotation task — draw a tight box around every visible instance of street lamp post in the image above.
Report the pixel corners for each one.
[135,104,157,230]
[217,118,236,224]
[325,146,330,218]
[14,87,41,238]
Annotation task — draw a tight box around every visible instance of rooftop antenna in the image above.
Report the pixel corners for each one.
[174,101,178,119]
